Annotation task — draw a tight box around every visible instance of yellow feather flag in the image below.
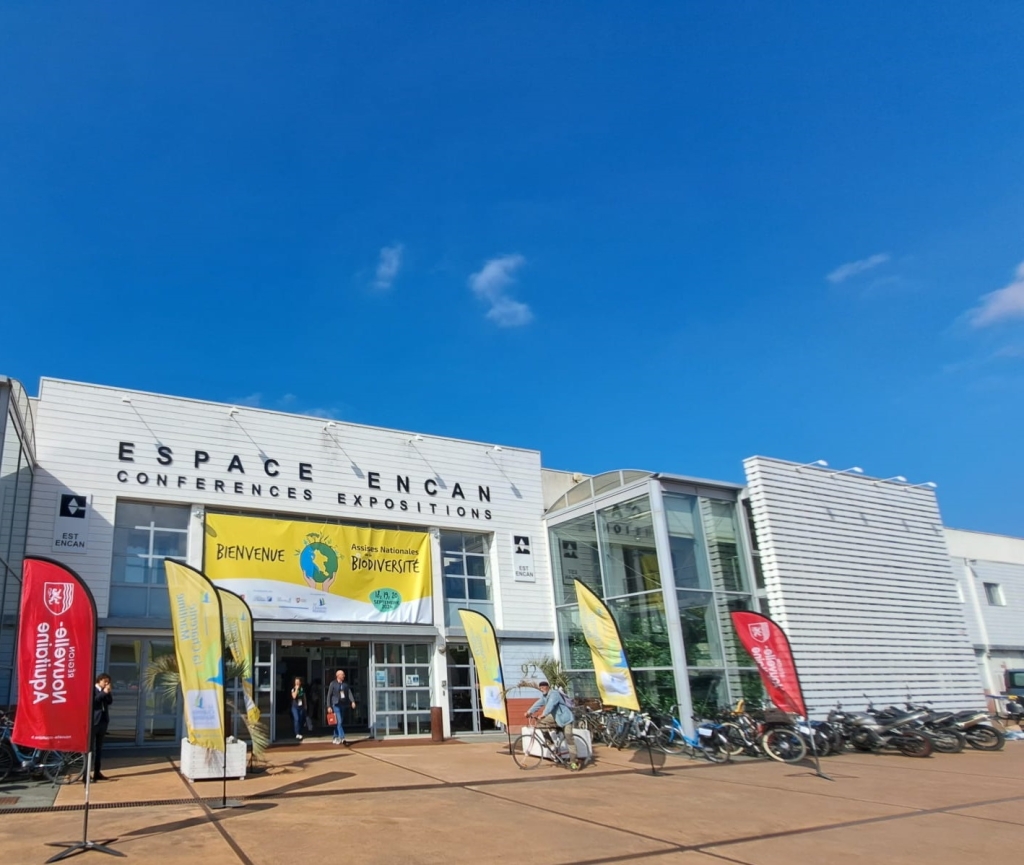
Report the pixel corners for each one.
[217,587,261,724]
[458,609,508,727]
[574,580,640,711]
[165,561,226,751]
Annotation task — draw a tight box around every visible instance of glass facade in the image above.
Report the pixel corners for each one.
[0,378,34,707]
[548,478,764,723]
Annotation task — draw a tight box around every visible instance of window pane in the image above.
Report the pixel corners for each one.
[109,585,148,617]
[152,530,187,558]
[549,513,601,605]
[152,504,190,529]
[114,527,152,557]
[688,669,727,717]
[439,532,463,554]
[556,606,592,670]
[462,534,486,554]
[467,578,489,601]
[700,499,749,593]
[665,494,711,590]
[115,502,154,529]
[465,555,487,577]
[443,556,466,576]
[678,590,724,667]
[633,669,678,715]
[606,592,672,668]
[445,577,466,600]
[148,587,171,619]
[598,495,661,596]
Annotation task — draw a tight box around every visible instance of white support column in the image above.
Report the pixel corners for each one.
[648,479,696,737]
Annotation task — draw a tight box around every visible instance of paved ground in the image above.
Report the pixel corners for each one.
[1,736,1021,864]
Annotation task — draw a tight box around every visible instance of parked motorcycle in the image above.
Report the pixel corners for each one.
[827,702,933,758]
[903,700,1005,752]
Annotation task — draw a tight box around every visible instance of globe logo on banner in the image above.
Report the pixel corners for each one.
[43,582,75,616]
[297,533,339,589]
[748,622,771,643]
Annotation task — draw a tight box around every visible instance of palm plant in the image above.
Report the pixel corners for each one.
[142,653,270,759]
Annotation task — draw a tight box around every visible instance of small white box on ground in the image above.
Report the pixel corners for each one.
[180,738,248,781]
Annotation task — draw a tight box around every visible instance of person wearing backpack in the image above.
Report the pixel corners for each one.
[525,681,580,771]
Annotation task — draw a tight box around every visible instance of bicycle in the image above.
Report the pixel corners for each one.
[0,711,87,785]
[654,705,731,763]
[511,720,589,771]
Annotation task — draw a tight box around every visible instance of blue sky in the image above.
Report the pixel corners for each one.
[2,3,1022,534]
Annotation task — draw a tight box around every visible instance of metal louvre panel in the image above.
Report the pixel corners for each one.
[743,456,984,713]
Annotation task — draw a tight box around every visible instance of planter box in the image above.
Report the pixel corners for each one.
[519,726,592,761]
[180,738,247,782]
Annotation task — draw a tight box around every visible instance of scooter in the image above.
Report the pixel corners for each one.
[827,701,933,758]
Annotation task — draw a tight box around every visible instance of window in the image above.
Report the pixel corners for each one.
[441,531,492,626]
[984,583,1006,607]
[110,502,189,618]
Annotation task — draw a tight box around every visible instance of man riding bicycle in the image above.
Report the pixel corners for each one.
[525,681,581,771]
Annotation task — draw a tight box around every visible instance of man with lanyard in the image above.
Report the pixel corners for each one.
[525,681,581,771]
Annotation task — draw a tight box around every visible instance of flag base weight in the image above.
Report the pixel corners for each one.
[208,799,244,810]
[45,839,124,863]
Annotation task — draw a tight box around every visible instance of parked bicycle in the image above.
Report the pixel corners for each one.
[512,720,590,771]
[653,705,731,763]
[0,711,86,784]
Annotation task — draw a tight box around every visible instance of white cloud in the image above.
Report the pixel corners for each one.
[826,253,890,284]
[968,261,1024,328]
[468,254,533,327]
[373,243,404,290]
[236,393,262,407]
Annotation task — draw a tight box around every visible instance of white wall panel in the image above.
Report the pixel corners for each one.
[744,456,984,712]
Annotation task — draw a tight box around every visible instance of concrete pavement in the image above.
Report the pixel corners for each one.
[0,737,1021,864]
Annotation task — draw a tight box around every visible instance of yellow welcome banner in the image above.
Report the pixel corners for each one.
[165,561,226,752]
[217,587,260,724]
[575,580,640,711]
[458,609,507,727]
[204,513,433,624]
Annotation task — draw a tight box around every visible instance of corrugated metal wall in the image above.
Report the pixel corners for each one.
[744,456,984,712]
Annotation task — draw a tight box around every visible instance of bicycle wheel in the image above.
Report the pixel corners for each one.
[570,734,589,767]
[0,743,14,782]
[43,751,86,785]
[511,734,543,769]
[701,734,731,764]
[761,727,807,763]
[718,722,748,756]
[656,724,686,755]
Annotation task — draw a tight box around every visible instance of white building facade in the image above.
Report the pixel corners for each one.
[3,375,1013,747]
[21,378,556,745]
[945,528,1024,698]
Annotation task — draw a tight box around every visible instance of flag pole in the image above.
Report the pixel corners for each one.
[28,558,124,861]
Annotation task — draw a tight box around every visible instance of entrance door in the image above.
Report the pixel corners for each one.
[447,644,496,734]
[322,645,370,733]
[371,643,432,737]
[106,638,182,747]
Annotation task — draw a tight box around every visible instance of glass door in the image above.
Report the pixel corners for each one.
[371,643,431,737]
[322,645,370,733]
[446,644,495,734]
[106,638,182,746]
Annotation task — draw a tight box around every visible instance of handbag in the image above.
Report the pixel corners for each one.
[327,709,336,726]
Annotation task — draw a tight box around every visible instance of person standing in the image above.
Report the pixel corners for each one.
[326,669,355,745]
[91,673,113,781]
[290,676,307,741]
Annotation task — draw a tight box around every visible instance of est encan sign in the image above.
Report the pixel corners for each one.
[512,533,536,583]
[52,492,92,554]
